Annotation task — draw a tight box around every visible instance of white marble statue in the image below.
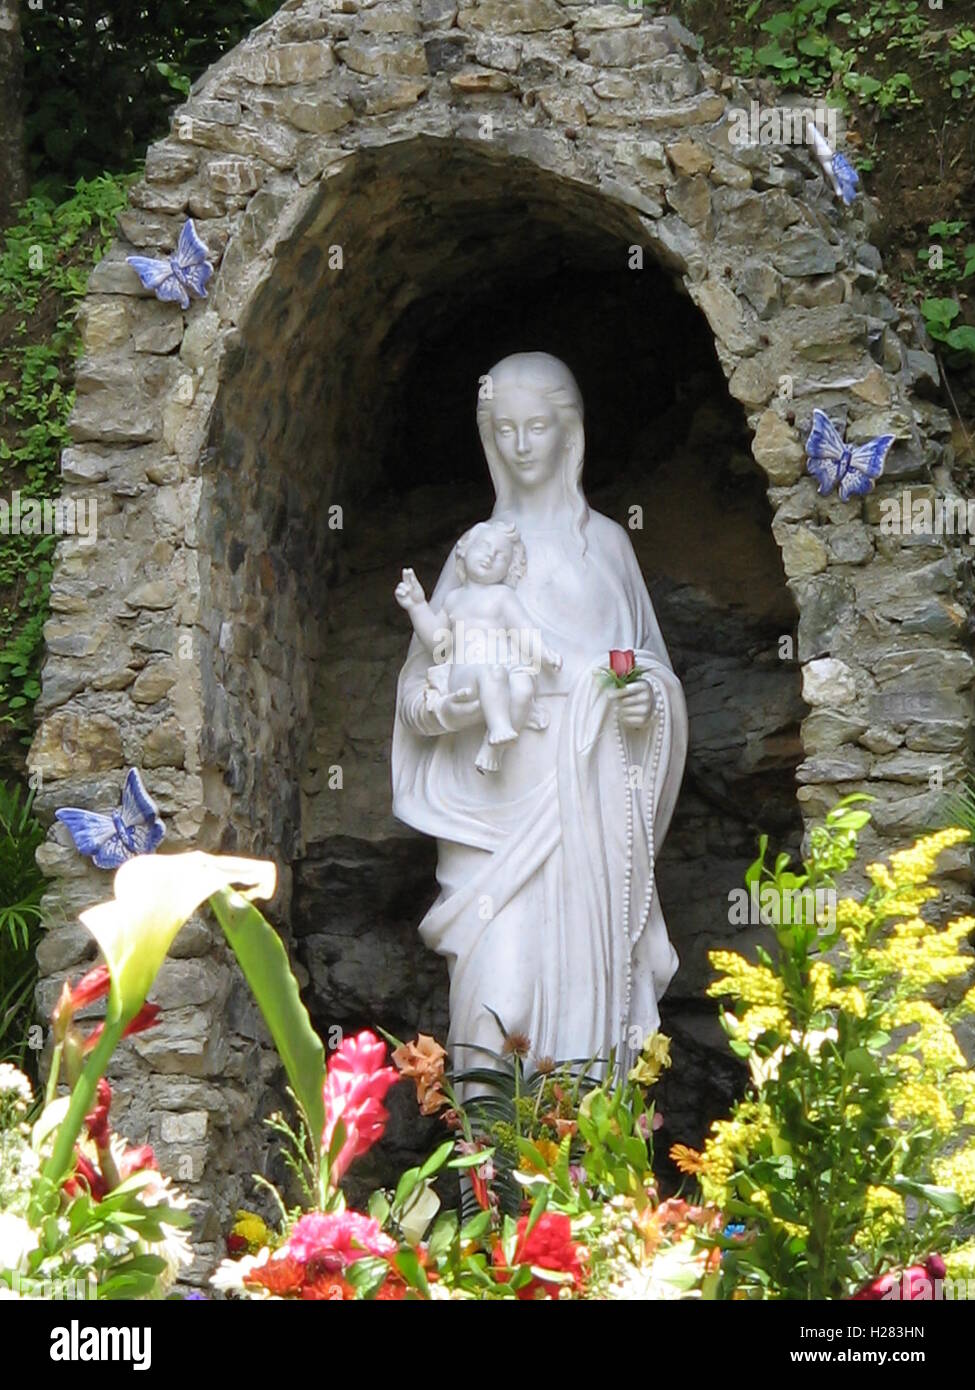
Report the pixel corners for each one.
[392,352,688,1080]
[395,519,563,774]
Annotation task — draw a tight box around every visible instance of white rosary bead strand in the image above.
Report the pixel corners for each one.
[617,675,666,1061]
[614,705,634,1050]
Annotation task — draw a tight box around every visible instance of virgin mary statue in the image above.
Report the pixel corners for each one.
[392,352,688,1078]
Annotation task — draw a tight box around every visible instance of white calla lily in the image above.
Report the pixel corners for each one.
[80,852,277,1024]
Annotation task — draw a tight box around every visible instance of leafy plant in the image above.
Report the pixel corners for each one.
[0,780,45,1067]
[0,174,131,752]
[920,296,975,359]
[729,0,961,118]
[674,801,975,1300]
[22,1,280,192]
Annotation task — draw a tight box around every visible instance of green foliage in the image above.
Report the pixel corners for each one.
[694,805,975,1300]
[0,1067,193,1299]
[0,780,44,1067]
[0,174,131,751]
[209,889,327,1152]
[939,777,975,837]
[22,1,281,193]
[729,0,964,117]
[906,222,975,368]
[920,296,975,359]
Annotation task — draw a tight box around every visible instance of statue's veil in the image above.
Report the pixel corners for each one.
[476,352,590,552]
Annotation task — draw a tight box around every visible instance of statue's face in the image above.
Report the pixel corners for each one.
[465,526,513,585]
[491,384,565,489]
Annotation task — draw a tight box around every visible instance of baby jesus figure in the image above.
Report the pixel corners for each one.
[395,519,562,773]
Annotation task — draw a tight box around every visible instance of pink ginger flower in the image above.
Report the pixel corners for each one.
[286,1211,397,1271]
[322,1030,400,1181]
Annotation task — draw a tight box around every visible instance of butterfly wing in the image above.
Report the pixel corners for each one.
[174,218,209,269]
[126,255,190,309]
[806,409,847,463]
[173,219,213,301]
[126,254,175,290]
[806,455,844,496]
[805,410,849,495]
[91,834,138,870]
[120,768,166,855]
[831,153,860,206]
[177,258,213,301]
[840,435,896,500]
[55,808,120,861]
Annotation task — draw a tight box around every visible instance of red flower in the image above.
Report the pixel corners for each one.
[82,1002,162,1053]
[322,1031,400,1182]
[608,649,635,679]
[63,1152,108,1201]
[64,964,111,1011]
[119,1144,157,1180]
[285,1210,396,1271]
[471,1167,491,1212]
[226,1233,249,1257]
[493,1212,588,1300]
[852,1255,947,1301]
[85,1077,113,1148]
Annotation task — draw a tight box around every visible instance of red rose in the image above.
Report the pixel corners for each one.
[608,649,635,679]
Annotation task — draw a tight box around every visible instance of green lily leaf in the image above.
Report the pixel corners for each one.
[210,886,326,1144]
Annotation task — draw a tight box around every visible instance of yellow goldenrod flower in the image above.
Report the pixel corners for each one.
[883,998,968,1077]
[736,1005,789,1041]
[889,1080,955,1133]
[809,960,833,1010]
[945,1240,975,1282]
[836,898,873,934]
[932,1143,975,1204]
[698,1101,772,1205]
[866,862,896,891]
[707,952,787,1009]
[888,828,969,887]
[853,1185,905,1249]
[748,1185,808,1239]
[867,917,973,989]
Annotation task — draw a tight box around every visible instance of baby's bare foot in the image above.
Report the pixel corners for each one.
[487,724,518,746]
[475,739,501,774]
[525,701,549,731]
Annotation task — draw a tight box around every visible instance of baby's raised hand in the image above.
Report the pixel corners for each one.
[395,567,426,610]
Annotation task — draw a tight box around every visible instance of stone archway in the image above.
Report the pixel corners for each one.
[28,1,970,1276]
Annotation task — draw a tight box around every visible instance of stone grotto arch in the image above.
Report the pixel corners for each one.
[28,0,971,1278]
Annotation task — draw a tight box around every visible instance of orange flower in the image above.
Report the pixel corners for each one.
[245,1254,305,1297]
[301,1273,356,1300]
[670,1143,707,1175]
[531,1139,560,1168]
[391,1034,449,1115]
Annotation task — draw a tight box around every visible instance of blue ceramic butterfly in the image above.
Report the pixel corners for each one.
[126,219,213,310]
[56,768,165,870]
[807,123,860,207]
[830,152,860,207]
[805,409,895,500]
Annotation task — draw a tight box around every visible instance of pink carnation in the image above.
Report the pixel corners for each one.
[322,1030,400,1181]
[286,1211,397,1271]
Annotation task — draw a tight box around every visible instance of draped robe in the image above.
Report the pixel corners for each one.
[392,509,688,1076]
